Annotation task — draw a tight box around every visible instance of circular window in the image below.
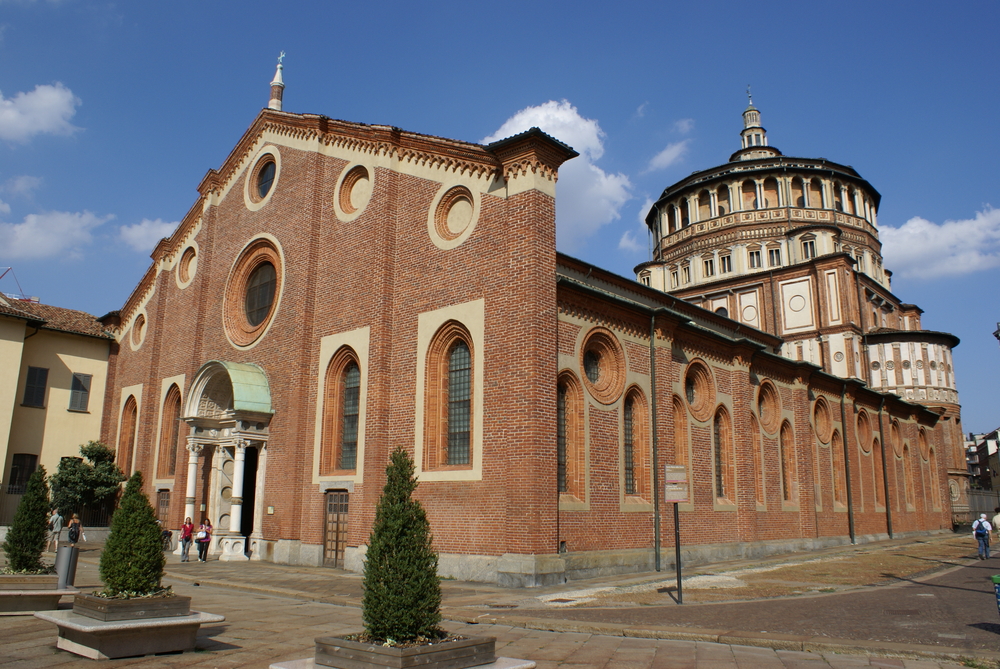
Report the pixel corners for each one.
[890,420,903,457]
[178,246,197,284]
[244,146,282,211]
[856,410,873,454]
[814,396,834,444]
[256,160,276,200]
[337,165,372,218]
[131,313,146,348]
[684,359,716,422]
[757,381,781,434]
[902,360,911,370]
[224,237,283,348]
[930,361,937,370]
[579,328,625,405]
[871,361,880,371]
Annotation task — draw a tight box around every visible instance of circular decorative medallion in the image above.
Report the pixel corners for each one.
[741,305,758,322]
[833,351,844,362]
[902,360,911,369]
[916,360,924,369]
[871,361,880,371]
[336,164,373,220]
[788,295,807,312]
[428,183,481,250]
[579,327,626,405]
[890,420,903,457]
[885,360,895,370]
[224,237,283,348]
[814,397,834,444]
[757,380,781,434]
[131,313,146,349]
[949,479,960,502]
[177,246,197,286]
[856,410,873,454]
[684,359,716,423]
[930,361,937,370]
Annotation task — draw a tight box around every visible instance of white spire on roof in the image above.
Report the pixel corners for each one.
[268,52,285,111]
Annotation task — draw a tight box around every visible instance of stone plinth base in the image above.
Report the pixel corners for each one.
[270,658,535,669]
[218,533,250,562]
[34,609,225,659]
[0,587,76,614]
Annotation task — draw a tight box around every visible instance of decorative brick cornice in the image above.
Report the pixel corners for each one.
[487,127,579,183]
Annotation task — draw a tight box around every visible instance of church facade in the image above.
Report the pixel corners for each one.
[99,69,958,585]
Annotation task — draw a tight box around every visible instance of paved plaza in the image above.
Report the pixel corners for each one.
[3,534,1000,668]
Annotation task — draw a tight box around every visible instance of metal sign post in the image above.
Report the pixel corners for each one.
[663,465,688,604]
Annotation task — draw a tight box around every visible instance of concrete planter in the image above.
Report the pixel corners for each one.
[314,635,495,669]
[0,573,58,590]
[73,593,191,621]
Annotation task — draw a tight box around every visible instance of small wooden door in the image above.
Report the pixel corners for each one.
[324,491,349,567]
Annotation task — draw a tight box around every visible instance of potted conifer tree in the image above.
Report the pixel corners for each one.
[72,471,191,620]
[313,446,494,669]
[0,467,62,611]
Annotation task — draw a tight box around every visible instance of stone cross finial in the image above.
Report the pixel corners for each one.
[746,85,753,106]
[278,51,285,65]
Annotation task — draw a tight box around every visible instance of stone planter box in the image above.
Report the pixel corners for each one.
[0,573,58,590]
[73,593,191,621]
[314,635,495,669]
[35,608,225,660]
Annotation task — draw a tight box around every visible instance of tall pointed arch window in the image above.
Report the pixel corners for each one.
[779,421,797,502]
[157,385,182,479]
[750,414,764,505]
[902,444,915,508]
[873,438,885,507]
[118,396,138,476]
[557,372,585,500]
[672,395,688,468]
[424,322,474,470]
[321,347,362,474]
[831,430,847,506]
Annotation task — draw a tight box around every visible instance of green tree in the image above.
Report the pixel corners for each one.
[2,466,50,572]
[50,441,125,517]
[99,471,165,596]
[361,446,441,641]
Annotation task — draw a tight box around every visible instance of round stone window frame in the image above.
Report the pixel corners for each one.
[757,380,781,435]
[427,182,481,250]
[856,409,873,454]
[243,145,282,212]
[333,162,374,222]
[579,327,626,405]
[175,244,199,289]
[223,235,285,349]
[813,396,834,444]
[684,359,716,423]
[129,311,147,351]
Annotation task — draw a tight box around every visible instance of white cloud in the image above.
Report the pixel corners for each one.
[3,175,42,196]
[673,118,694,135]
[646,140,690,172]
[0,83,80,142]
[619,198,656,253]
[0,210,112,259]
[635,102,649,118]
[119,218,178,253]
[880,207,1000,278]
[482,100,631,251]
[0,199,9,214]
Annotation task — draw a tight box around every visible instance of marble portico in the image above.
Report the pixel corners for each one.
[182,361,273,562]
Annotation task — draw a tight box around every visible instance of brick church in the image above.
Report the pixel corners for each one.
[99,62,964,586]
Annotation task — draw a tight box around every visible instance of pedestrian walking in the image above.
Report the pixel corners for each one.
[180,517,194,562]
[196,519,212,562]
[992,507,1000,542]
[46,508,64,553]
[973,513,992,560]
[66,514,82,545]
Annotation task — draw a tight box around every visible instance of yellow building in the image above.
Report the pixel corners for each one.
[0,296,113,525]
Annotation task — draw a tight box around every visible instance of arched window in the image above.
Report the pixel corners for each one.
[672,395,688,468]
[750,414,764,505]
[623,388,650,498]
[118,396,138,475]
[780,421,796,502]
[157,385,182,479]
[928,447,941,510]
[873,438,884,507]
[557,372,585,499]
[831,430,847,506]
[902,444,915,508]
[713,407,734,501]
[424,322,474,470]
[320,347,362,474]
[716,185,730,216]
[791,177,805,207]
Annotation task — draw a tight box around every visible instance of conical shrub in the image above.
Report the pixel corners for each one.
[99,471,165,596]
[2,466,49,572]
[361,446,441,641]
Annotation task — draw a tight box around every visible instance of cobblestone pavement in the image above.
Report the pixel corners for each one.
[2,534,998,668]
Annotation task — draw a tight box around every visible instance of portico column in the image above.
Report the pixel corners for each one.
[183,441,203,523]
[229,440,248,534]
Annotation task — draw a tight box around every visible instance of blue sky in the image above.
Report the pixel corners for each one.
[1,1,998,433]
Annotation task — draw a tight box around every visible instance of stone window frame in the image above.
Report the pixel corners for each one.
[223,236,285,349]
[320,346,362,475]
[831,430,847,508]
[118,395,139,477]
[423,321,476,473]
[557,371,586,504]
[779,420,798,504]
[750,413,765,508]
[622,386,650,501]
[243,145,282,212]
[156,384,182,480]
[712,405,736,507]
[313,327,370,486]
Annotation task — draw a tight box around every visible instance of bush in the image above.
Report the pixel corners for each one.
[2,467,50,573]
[99,471,165,597]
[361,446,441,641]
[50,441,125,517]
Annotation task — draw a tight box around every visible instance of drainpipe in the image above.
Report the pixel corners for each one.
[877,397,894,538]
[841,382,856,544]
[650,313,661,571]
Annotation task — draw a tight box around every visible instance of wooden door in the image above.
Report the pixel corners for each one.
[324,491,349,567]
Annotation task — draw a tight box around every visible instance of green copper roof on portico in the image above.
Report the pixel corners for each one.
[213,360,274,415]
